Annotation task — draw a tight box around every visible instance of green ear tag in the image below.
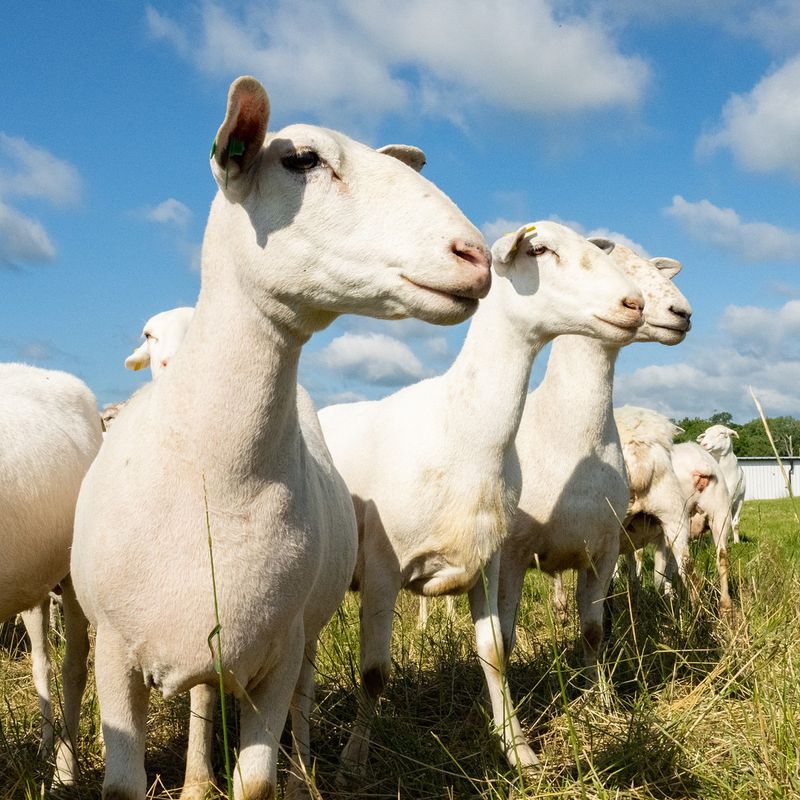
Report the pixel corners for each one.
[224,137,246,188]
[210,139,217,158]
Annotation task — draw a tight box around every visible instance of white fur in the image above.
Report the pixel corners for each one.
[0,363,101,784]
[319,221,644,772]
[613,405,693,593]
[498,244,692,675]
[70,75,491,800]
[697,424,745,543]
[124,306,195,378]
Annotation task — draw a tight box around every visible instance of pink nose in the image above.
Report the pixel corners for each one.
[450,239,492,299]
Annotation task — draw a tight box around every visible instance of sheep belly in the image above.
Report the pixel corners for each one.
[402,494,509,596]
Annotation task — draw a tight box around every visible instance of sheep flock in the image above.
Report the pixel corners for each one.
[2,76,776,800]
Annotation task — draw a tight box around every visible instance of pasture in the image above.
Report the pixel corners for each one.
[2,497,798,799]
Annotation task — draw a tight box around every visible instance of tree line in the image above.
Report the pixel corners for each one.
[673,411,800,458]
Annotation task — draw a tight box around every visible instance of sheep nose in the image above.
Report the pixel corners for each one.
[623,293,645,314]
[451,240,491,271]
[450,240,492,298]
[670,305,691,321]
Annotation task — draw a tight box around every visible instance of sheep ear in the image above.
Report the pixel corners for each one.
[730,429,739,439]
[211,76,270,197]
[651,257,682,278]
[588,237,615,255]
[124,344,150,372]
[377,144,426,173]
[491,225,532,273]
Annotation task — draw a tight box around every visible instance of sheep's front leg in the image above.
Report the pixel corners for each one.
[180,685,217,800]
[469,552,538,770]
[53,575,90,786]
[95,625,150,800]
[285,641,317,800]
[340,565,401,775]
[234,624,305,800]
[20,599,54,756]
[576,542,618,682]
[497,542,529,659]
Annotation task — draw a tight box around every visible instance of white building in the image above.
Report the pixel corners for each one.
[739,457,800,500]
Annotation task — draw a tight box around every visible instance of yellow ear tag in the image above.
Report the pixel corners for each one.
[505,224,537,254]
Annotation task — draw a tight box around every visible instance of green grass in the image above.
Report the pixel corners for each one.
[2,498,799,798]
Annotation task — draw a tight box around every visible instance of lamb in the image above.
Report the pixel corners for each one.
[697,425,745,542]
[1,363,103,784]
[69,75,492,800]
[497,244,692,675]
[124,306,195,377]
[319,221,644,772]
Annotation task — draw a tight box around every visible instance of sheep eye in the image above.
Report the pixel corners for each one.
[281,151,321,172]
[527,244,549,257]
[144,333,154,341]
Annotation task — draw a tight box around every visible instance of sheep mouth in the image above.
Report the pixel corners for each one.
[400,275,481,308]
[592,314,642,332]
[650,321,691,334]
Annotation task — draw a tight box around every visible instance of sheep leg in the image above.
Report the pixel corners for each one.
[709,509,732,613]
[497,541,529,659]
[53,575,90,786]
[234,624,305,800]
[551,571,570,626]
[731,497,743,544]
[180,685,217,800]
[576,544,618,680]
[95,625,150,800]
[340,566,401,775]
[418,595,430,627]
[469,552,538,770]
[285,641,317,800]
[20,599,54,756]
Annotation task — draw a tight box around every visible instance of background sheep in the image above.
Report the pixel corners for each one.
[1,363,102,784]
[697,424,746,542]
[320,221,644,773]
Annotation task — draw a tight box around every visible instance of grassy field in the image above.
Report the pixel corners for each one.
[2,497,799,799]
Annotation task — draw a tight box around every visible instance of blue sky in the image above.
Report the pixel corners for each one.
[2,1,799,422]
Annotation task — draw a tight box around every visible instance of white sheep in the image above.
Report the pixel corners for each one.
[319,221,644,773]
[613,405,699,600]
[497,244,692,675]
[697,424,745,543]
[124,306,195,378]
[69,75,492,800]
[1,362,102,784]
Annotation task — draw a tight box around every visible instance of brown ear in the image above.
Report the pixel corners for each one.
[377,144,426,172]
[211,76,270,196]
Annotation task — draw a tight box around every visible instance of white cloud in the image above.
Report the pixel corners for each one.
[697,56,800,180]
[0,201,56,267]
[0,132,83,207]
[615,299,800,420]
[316,332,429,385]
[145,198,192,227]
[664,196,800,262]
[147,1,649,128]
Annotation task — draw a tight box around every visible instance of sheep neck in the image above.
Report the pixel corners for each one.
[441,290,539,460]
[527,335,620,444]
[165,259,307,485]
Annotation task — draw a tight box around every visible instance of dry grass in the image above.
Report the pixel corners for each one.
[2,497,799,798]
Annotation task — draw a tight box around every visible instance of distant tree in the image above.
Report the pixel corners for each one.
[668,412,800,456]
